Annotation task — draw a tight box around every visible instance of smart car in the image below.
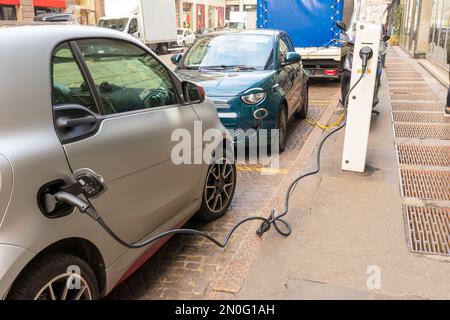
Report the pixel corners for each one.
[171,30,309,151]
[0,25,236,300]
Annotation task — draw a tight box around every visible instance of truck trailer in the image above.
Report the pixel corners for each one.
[257,0,353,79]
[98,0,177,54]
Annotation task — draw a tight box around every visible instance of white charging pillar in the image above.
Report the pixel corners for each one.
[341,22,382,173]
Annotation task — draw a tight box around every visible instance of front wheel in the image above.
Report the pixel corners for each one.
[7,253,99,300]
[277,107,288,152]
[196,154,236,221]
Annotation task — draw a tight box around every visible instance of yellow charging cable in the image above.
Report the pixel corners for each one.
[306,110,346,130]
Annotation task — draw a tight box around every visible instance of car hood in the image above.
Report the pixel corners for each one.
[176,70,275,97]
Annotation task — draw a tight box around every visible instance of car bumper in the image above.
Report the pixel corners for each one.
[0,244,35,299]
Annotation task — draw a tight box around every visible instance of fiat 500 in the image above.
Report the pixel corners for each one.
[172,30,309,151]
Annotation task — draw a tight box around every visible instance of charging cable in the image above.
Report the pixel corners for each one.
[47,50,371,250]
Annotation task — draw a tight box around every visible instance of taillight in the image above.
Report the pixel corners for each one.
[324,69,338,76]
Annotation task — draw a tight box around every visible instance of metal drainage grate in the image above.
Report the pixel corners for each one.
[390,93,440,101]
[389,83,429,88]
[400,169,450,201]
[397,145,450,167]
[392,112,450,123]
[394,123,450,140]
[389,88,432,95]
[391,102,443,111]
[404,206,450,256]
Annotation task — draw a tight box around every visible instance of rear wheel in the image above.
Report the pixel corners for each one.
[277,106,288,152]
[295,83,309,119]
[8,253,99,300]
[196,154,236,221]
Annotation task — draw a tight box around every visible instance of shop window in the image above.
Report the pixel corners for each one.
[34,6,63,16]
[0,5,16,20]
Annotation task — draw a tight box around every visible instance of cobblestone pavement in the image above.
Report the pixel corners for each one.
[107,55,340,299]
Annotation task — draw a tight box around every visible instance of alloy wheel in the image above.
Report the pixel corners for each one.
[33,272,92,300]
[204,158,235,214]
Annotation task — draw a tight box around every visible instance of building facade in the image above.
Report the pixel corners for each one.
[225,0,256,29]
[0,0,104,24]
[175,0,226,30]
[398,0,449,70]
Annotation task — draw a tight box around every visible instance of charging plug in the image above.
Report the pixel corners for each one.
[359,46,373,72]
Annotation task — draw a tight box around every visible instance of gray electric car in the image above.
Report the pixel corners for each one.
[0,25,236,299]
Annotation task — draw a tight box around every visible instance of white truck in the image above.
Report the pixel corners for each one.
[98,0,177,54]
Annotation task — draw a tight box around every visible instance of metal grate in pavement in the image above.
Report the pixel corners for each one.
[388,78,424,82]
[389,88,433,95]
[404,205,450,256]
[396,145,450,167]
[389,83,430,88]
[393,112,450,123]
[400,169,450,201]
[391,102,443,111]
[390,93,440,101]
[394,123,450,140]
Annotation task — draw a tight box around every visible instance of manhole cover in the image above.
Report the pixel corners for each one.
[390,93,439,101]
[397,145,450,167]
[404,205,450,256]
[400,169,450,201]
[393,112,450,123]
[391,102,443,111]
[394,123,450,140]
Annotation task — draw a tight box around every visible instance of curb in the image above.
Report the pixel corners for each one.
[209,94,340,297]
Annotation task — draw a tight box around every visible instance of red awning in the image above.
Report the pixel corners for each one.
[33,0,66,8]
[0,0,20,5]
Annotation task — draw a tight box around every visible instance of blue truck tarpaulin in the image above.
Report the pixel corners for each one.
[257,0,344,48]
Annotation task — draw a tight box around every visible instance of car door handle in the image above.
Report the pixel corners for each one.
[56,115,97,130]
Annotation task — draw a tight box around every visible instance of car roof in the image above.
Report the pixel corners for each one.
[204,29,284,37]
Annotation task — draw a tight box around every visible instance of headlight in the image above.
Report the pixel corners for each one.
[241,92,266,105]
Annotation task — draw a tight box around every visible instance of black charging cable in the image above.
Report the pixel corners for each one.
[51,53,370,250]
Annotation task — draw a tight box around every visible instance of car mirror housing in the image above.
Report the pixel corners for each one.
[283,52,301,66]
[383,35,391,42]
[171,53,183,65]
[182,81,205,104]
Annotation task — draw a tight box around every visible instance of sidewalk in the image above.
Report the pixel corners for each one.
[234,47,450,300]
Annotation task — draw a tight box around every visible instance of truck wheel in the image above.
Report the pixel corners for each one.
[7,253,99,300]
[159,43,169,55]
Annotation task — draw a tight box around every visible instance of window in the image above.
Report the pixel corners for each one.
[52,42,99,114]
[76,39,177,115]
[0,5,16,20]
[128,18,138,34]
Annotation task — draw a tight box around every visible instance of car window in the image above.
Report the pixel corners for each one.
[52,42,99,114]
[279,38,289,65]
[282,35,295,51]
[76,39,178,115]
[129,18,138,34]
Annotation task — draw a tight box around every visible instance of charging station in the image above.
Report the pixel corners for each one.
[341,22,382,173]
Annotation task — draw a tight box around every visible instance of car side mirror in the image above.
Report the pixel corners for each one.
[171,53,183,65]
[336,21,347,31]
[182,81,205,104]
[383,35,391,42]
[283,52,301,66]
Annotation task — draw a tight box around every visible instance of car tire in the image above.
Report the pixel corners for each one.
[159,43,169,55]
[7,253,99,300]
[295,83,309,119]
[277,106,288,152]
[182,41,186,48]
[196,150,236,221]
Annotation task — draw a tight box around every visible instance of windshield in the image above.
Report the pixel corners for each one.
[180,34,274,71]
[177,29,184,35]
[97,18,129,32]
